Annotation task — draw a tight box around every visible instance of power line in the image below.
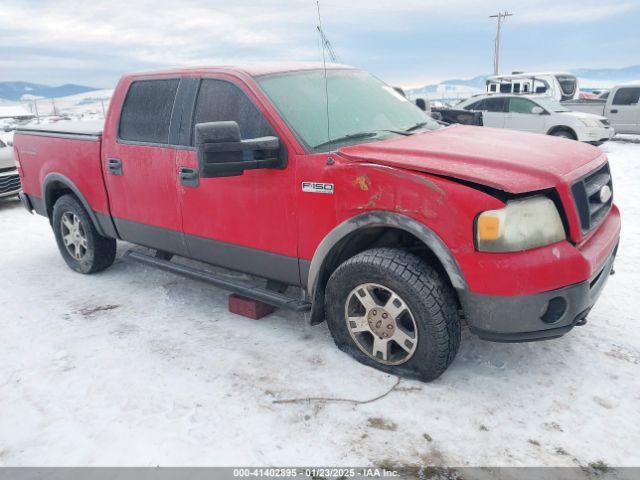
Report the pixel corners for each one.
[489,11,513,75]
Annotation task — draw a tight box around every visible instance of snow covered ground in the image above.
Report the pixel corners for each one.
[0,139,638,472]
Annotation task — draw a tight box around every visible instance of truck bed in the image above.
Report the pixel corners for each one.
[13,120,112,227]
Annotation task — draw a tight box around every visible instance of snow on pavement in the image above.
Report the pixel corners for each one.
[0,139,638,469]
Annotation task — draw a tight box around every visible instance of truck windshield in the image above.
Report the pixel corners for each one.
[257,69,439,151]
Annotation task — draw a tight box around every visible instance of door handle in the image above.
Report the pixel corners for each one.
[610,109,618,114]
[107,158,122,175]
[179,167,199,187]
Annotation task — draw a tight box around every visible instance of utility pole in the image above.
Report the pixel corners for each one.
[33,99,40,123]
[489,11,513,75]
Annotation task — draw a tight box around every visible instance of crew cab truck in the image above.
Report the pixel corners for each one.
[563,84,640,135]
[14,64,620,381]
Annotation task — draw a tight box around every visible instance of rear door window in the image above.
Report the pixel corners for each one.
[119,79,180,144]
[484,97,508,112]
[464,100,485,111]
[612,88,640,106]
[191,79,275,145]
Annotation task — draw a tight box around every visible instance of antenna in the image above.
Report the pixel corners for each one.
[316,0,331,143]
[316,25,338,63]
[489,11,513,75]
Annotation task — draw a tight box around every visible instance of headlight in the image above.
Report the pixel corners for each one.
[579,118,600,128]
[476,196,566,252]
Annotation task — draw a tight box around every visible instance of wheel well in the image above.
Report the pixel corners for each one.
[548,126,577,139]
[44,181,74,220]
[309,226,460,324]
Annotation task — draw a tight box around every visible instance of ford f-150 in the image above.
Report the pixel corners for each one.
[14,63,620,381]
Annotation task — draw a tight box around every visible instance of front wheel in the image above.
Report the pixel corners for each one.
[52,194,116,274]
[550,129,576,140]
[325,248,461,382]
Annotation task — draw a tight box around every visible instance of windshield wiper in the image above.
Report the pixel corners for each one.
[312,131,378,150]
[312,128,414,150]
[403,121,430,133]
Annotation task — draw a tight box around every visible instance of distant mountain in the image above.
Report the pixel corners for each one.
[570,65,640,82]
[0,82,98,101]
[440,75,487,90]
[406,76,486,100]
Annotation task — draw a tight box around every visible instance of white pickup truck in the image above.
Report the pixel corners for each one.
[563,84,640,134]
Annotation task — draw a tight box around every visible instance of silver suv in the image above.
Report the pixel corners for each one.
[457,94,614,145]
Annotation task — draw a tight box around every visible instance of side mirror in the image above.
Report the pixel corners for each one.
[415,98,427,111]
[531,106,545,115]
[195,121,283,178]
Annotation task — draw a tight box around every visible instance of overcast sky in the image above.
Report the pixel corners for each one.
[1,0,638,88]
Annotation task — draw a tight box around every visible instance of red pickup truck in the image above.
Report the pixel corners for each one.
[14,63,620,381]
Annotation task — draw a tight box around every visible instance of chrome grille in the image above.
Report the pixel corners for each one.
[0,173,21,195]
[571,162,612,233]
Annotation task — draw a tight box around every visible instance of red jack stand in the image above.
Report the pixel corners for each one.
[228,294,277,319]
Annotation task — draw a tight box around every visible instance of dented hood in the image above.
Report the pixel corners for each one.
[337,125,606,193]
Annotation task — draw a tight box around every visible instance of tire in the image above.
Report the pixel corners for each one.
[52,194,116,274]
[550,128,576,140]
[325,248,461,382]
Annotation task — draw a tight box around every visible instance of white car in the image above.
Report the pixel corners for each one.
[0,138,20,199]
[457,94,614,144]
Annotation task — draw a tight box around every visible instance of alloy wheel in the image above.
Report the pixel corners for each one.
[344,283,418,365]
[61,212,88,261]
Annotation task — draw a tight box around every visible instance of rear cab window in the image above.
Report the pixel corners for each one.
[119,79,180,144]
[612,88,640,106]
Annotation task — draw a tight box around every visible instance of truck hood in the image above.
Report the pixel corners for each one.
[337,125,606,193]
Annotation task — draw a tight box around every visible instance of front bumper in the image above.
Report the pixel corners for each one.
[460,242,617,342]
[575,125,615,143]
[0,168,21,198]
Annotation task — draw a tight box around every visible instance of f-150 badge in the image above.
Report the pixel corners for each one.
[302,182,334,194]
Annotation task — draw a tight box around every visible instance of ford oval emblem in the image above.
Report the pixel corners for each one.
[599,185,612,204]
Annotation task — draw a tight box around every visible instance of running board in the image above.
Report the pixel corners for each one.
[123,250,311,312]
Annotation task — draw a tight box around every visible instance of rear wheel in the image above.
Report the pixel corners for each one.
[325,248,461,382]
[52,194,116,274]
